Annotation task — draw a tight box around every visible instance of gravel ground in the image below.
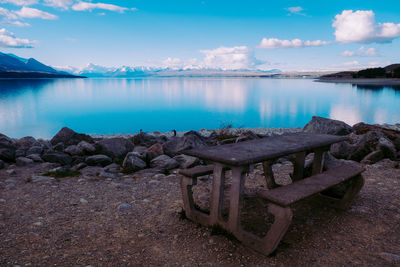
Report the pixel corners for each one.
[0,159,399,266]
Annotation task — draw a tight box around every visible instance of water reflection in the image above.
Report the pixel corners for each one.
[0,78,399,138]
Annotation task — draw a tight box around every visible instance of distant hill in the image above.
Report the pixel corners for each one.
[0,52,84,78]
[320,64,400,79]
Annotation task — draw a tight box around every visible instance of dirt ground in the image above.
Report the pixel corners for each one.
[0,160,399,266]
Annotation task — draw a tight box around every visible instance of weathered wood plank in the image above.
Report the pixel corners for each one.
[258,164,364,207]
[184,133,348,166]
[179,165,214,178]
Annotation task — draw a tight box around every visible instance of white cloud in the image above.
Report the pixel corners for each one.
[341,46,378,57]
[333,10,400,43]
[15,6,58,19]
[0,0,37,5]
[0,7,30,26]
[43,0,73,9]
[286,6,306,16]
[0,28,34,47]
[71,1,133,13]
[258,38,330,49]
[200,46,261,70]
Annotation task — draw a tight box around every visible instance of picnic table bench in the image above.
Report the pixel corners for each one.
[179,132,365,255]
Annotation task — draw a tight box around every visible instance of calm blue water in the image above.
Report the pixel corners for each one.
[0,78,399,139]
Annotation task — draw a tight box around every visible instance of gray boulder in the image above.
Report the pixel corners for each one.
[96,137,134,161]
[132,132,168,147]
[146,143,164,160]
[26,146,43,156]
[377,137,397,160]
[77,141,96,154]
[15,136,39,149]
[163,131,206,157]
[150,155,179,170]
[361,150,384,164]
[85,154,112,167]
[303,116,353,136]
[122,152,147,173]
[16,157,34,166]
[330,141,355,159]
[26,154,43,162]
[42,151,72,165]
[15,149,26,158]
[50,127,94,146]
[0,133,16,162]
[104,163,122,173]
[64,145,84,156]
[349,131,384,161]
[173,154,200,169]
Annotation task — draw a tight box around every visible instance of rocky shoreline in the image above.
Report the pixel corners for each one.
[0,117,399,179]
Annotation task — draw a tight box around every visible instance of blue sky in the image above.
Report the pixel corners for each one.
[0,0,400,71]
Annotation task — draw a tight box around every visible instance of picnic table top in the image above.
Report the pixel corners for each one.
[184,132,347,166]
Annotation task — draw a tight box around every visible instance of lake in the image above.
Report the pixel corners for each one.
[0,78,399,139]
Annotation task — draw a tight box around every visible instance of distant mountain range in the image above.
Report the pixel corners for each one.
[56,63,283,78]
[0,52,84,78]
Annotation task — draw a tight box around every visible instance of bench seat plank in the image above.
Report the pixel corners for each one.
[259,164,364,206]
[179,165,214,178]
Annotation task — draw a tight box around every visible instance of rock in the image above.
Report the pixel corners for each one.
[0,159,4,169]
[117,203,132,211]
[349,131,384,162]
[16,157,34,166]
[302,116,353,136]
[53,142,65,152]
[146,143,164,160]
[47,166,72,177]
[0,134,17,162]
[133,145,148,154]
[64,145,83,156]
[96,138,134,161]
[80,198,88,204]
[26,154,43,162]
[33,222,43,226]
[330,141,355,159]
[173,154,200,169]
[72,156,85,165]
[122,152,147,173]
[77,141,96,154]
[85,154,112,167]
[162,132,206,157]
[42,151,72,165]
[26,146,43,156]
[80,166,103,177]
[6,169,16,175]
[15,149,26,158]
[377,137,397,159]
[150,155,179,170]
[15,136,38,148]
[99,170,118,179]
[71,162,87,171]
[133,167,164,176]
[132,132,168,147]
[31,175,56,183]
[104,163,122,173]
[51,127,94,146]
[361,150,385,164]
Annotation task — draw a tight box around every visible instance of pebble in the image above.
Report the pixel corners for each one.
[118,203,132,211]
[153,174,166,179]
[5,179,17,184]
[6,169,16,175]
[80,198,88,204]
[31,175,55,183]
[33,222,43,226]
[148,179,160,184]
[0,198,5,203]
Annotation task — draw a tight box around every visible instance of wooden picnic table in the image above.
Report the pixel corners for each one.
[180,132,365,255]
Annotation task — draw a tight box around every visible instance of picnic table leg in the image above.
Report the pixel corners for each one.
[262,161,278,189]
[227,166,247,234]
[239,203,293,255]
[210,163,226,224]
[312,148,326,175]
[292,151,306,181]
[180,176,211,226]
